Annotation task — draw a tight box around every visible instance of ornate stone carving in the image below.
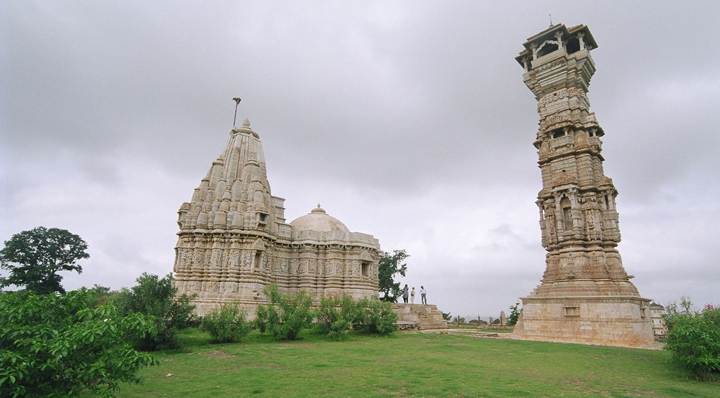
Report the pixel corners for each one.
[513,23,654,347]
[173,119,382,316]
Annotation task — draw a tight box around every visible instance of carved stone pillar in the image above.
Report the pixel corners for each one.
[512,23,654,347]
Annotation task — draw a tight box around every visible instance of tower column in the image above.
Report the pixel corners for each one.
[512,24,654,347]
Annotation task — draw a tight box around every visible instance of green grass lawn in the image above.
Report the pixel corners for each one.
[113,329,719,398]
[448,325,514,333]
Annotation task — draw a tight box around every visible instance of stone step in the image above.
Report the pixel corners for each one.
[391,303,448,330]
[419,322,449,330]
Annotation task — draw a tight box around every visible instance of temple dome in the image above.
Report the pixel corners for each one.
[290,205,350,233]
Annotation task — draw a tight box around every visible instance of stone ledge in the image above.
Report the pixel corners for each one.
[392,303,448,330]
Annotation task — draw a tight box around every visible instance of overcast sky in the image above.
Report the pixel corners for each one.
[2,1,719,318]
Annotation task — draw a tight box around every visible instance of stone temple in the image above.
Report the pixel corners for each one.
[512,24,655,347]
[173,119,381,316]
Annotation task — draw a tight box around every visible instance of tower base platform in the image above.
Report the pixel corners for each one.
[513,295,655,348]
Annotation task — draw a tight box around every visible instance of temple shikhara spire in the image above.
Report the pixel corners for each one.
[173,118,381,315]
[512,24,655,347]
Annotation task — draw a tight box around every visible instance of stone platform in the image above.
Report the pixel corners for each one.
[513,295,654,348]
[392,303,448,330]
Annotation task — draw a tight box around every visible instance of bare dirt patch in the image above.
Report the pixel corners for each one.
[205,350,236,359]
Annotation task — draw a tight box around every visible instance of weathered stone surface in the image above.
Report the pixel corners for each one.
[649,302,668,341]
[173,119,381,316]
[392,304,448,330]
[512,24,655,347]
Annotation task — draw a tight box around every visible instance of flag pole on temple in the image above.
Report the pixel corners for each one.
[232,97,242,126]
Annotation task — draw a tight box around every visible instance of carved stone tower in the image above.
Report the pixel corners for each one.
[512,24,654,347]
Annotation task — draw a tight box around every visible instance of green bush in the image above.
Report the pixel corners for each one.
[353,296,397,335]
[255,284,314,340]
[202,303,252,343]
[316,295,357,340]
[664,298,720,381]
[254,304,269,333]
[0,290,158,397]
[114,273,196,351]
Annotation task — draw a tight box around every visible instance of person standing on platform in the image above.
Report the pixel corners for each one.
[411,287,416,304]
[402,284,409,303]
[420,286,427,304]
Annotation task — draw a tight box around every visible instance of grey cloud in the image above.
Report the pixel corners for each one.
[3,1,720,317]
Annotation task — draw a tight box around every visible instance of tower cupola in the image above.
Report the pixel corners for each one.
[516,24,598,99]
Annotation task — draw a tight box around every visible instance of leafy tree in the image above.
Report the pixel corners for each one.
[254,284,314,340]
[115,273,196,351]
[353,297,397,335]
[508,301,522,326]
[664,298,720,381]
[378,249,409,302]
[0,290,158,397]
[202,303,252,343]
[0,227,89,294]
[316,294,357,340]
[442,312,452,321]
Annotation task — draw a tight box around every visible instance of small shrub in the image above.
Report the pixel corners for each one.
[664,298,720,381]
[316,295,357,340]
[255,284,314,340]
[184,314,203,329]
[254,304,269,333]
[354,297,397,335]
[114,273,197,351]
[202,303,252,343]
